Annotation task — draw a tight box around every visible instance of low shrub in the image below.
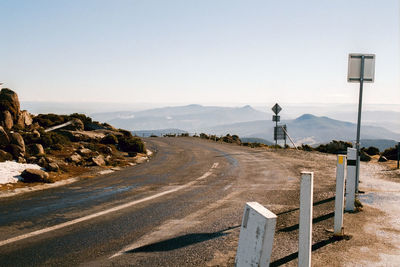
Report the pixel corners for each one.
[101,134,118,145]
[362,146,380,156]
[382,145,399,160]
[119,137,145,153]
[40,132,70,148]
[315,140,352,154]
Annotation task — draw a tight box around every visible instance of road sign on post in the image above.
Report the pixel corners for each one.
[272,115,280,122]
[347,53,375,193]
[271,103,282,147]
[271,103,282,115]
[274,125,286,141]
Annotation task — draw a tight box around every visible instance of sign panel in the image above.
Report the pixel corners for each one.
[272,115,280,122]
[274,125,286,141]
[271,103,282,115]
[347,54,375,83]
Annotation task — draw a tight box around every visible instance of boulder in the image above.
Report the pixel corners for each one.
[32,129,40,138]
[27,156,38,163]
[37,157,48,168]
[47,162,60,172]
[10,132,25,155]
[378,155,388,162]
[91,154,105,166]
[78,148,92,156]
[8,144,25,158]
[21,110,32,126]
[21,169,50,183]
[17,157,26,163]
[0,88,20,121]
[0,149,12,162]
[0,110,13,130]
[65,119,84,131]
[67,153,82,164]
[28,143,45,156]
[0,126,9,148]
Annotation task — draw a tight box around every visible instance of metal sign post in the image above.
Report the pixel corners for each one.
[271,103,282,147]
[397,142,400,169]
[347,54,375,193]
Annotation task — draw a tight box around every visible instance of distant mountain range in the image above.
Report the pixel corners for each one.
[92,104,268,131]
[91,104,400,149]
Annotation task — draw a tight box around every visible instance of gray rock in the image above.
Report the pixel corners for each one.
[47,163,60,172]
[378,155,388,162]
[0,126,9,148]
[21,168,50,183]
[78,148,92,156]
[67,153,82,164]
[91,155,105,166]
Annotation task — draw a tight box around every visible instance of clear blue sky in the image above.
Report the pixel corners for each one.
[1,0,399,105]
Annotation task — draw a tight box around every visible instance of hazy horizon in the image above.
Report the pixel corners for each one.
[2,0,399,105]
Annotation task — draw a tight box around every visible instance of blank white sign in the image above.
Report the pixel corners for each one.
[347,53,375,83]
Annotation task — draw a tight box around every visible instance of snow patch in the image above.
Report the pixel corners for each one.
[0,161,41,184]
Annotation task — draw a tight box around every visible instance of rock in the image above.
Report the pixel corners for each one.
[17,157,26,163]
[65,119,84,131]
[78,148,92,156]
[0,149,12,162]
[91,154,105,166]
[0,88,20,121]
[16,110,33,128]
[21,169,50,183]
[20,110,32,126]
[47,163,60,172]
[0,126,9,148]
[8,144,25,158]
[27,156,37,163]
[360,151,371,162]
[0,110,13,130]
[28,143,45,156]
[37,157,48,168]
[378,155,388,162]
[32,129,40,138]
[67,153,82,164]
[10,132,25,156]
[102,146,113,155]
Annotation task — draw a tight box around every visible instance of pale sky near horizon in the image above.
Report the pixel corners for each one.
[1,0,399,105]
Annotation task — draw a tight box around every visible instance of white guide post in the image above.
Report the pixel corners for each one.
[235,202,277,267]
[298,172,313,267]
[334,155,346,235]
[345,148,357,212]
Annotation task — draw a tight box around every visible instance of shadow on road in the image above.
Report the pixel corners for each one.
[277,196,335,216]
[270,235,348,267]
[278,212,335,232]
[126,225,240,253]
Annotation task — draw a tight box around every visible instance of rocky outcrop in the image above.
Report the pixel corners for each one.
[0,88,20,121]
[91,155,106,166]
[67,153,82,164]
[21,169,50,183]
[1,110,13,130]
[0,126,9,147]
[28,143,45,156]
[10,132,25,154]
[0,149,13,162]
[16,110,32,128]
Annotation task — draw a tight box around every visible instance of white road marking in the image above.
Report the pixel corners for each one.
[0,162,219,248]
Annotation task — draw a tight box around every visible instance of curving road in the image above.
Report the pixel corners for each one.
[0,137,337,266]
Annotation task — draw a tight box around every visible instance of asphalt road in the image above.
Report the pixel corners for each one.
[0,137,337,266]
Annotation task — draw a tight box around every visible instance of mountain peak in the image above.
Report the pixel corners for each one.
[295,114,318,121]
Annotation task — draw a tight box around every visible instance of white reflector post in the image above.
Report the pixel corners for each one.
[299,172,313,267]
[235,202,277,267]
[345,148,357,211]
[334,155,346,235]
